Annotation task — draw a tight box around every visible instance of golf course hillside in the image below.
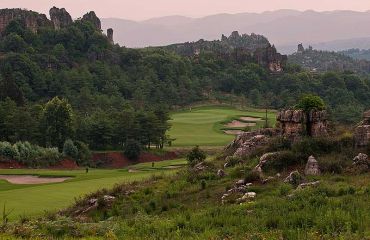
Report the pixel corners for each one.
[169,106,276,147]
[0,159,186,220]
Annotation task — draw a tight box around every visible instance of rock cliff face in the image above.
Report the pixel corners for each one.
[49,7,73,30]
[164,31,287,73]
[354,110,370,147]
[0,9,52,34]
[82,11,101,30]
[277,109,328,139]
[255,45,287,73]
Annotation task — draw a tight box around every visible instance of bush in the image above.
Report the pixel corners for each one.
[186,146,206,167]
[124,139,141,160]
[292,137,336,157]
[63,139,79,159]
[0,141,20,160]
[295,94,326,112]
[74,141,92,166]
[261,151,299,172]
[244,171,261,183]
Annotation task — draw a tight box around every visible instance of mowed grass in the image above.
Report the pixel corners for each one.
[168,105,276,147]
[0,159,186,220]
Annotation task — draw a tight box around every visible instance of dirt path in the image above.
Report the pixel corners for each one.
[0,175,71,185]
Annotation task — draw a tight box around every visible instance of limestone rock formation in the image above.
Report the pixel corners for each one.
[0,9,52,34]
[107,28,114,44]
[82,11,101,30]
[354,110,370,147]
[284,170,303,185]
[297,43,305,53]
[254,45,287,73]
[224,128,279,157]
[352,153,369,172]
[254,152,281,173]
[49,7,73,30]
[304,156,321,175]
[277,109,328,139]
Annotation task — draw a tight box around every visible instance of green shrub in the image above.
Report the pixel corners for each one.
[74,141,92,166]
[63,139,78,159]
[0,141,20,160]
[186,146,206,167]
[124,139,141,160]
[244,171,261,183]
[261,151,299,172]
[292,137,336,157]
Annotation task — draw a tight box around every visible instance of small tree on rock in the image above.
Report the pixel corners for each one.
[187,146,206,167]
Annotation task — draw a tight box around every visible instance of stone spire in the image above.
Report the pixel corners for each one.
[49,7,73,30]
[107,28,114,44]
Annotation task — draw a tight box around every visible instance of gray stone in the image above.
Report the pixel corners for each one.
[304,155,321,175]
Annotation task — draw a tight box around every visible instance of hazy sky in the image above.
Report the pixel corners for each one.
[1,0,370,21]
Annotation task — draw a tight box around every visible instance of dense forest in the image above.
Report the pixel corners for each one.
[0,9,370,158]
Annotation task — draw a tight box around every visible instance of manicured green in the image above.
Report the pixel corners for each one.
[168,106,276,147]
[0,159,186,220]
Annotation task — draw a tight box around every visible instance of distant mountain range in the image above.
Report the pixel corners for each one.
[101,10,370,54]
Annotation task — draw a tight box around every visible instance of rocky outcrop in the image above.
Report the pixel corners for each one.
[351,153,369,172]
[354,110,370,147]
[224,128,279,157]
[255,45,287,73]
[82,11,101,30]
[304,156,320,175]
[277,109,328,139]
[107,28,114,44]
[49,7,72,30]
[0,9,52,34]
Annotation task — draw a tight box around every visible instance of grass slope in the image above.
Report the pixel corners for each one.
[0,159,186,220]
[169,106,276,147]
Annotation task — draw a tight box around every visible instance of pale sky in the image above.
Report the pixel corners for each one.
[1,0,370,21]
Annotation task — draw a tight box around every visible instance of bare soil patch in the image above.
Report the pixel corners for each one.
[224,130,244,135]
[225,120,256,128]
[0,175,71,185]
[239,116,263,122]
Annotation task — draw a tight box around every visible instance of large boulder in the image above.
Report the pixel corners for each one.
[284,170,303,185]
[276,109,328,139]
[304,156,321,175]
[351,153,369,173]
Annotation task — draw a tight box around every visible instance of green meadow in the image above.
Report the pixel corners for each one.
[0,159,186,220]
[168,106,276,147]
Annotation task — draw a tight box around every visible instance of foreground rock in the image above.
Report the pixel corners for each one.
[254,152,281,173]
[304,156,321,175]
[284,171,303,185]
[351,153,369,173]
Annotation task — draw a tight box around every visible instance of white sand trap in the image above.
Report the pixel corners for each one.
[0,175,71,185]
[225,120,256,128]
[240,116,263,122]
[224,130,244,135]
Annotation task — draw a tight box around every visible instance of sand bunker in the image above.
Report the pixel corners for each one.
[225,120,256,128]
[239,116,263,122]
[224,130,244,135]
[0,175,71,185]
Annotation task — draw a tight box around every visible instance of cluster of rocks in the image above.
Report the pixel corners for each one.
[354,110,370,147]
[0,7,114,43]
[221,179,255,204]
[352,153,369,172]
[276,109,328,139]
[74,195,116,216]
